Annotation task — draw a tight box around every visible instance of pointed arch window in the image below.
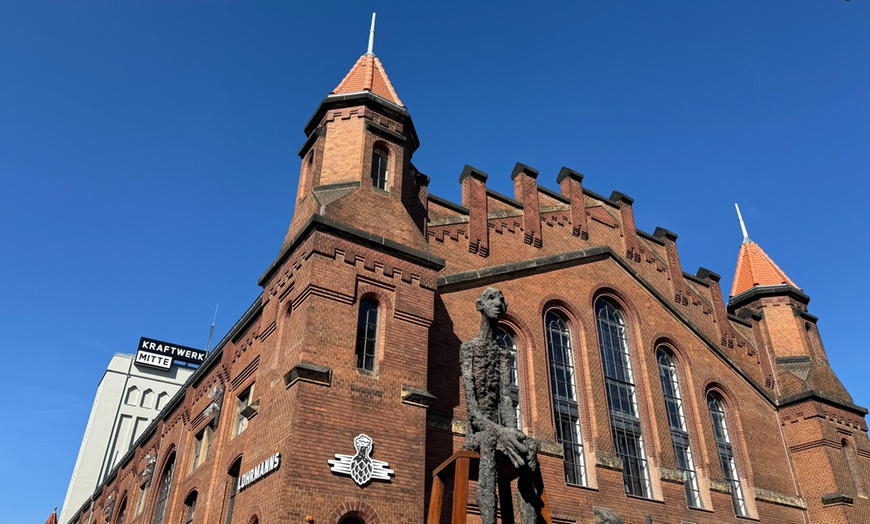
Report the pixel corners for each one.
[596,299,651,498]
[371,146,388,190]
[708,394,748,516]
[656,349,702,507]
[152,453,176,524]
[356,298,379,371]
[495,327,521,429]
[545,311,586,486]
[115,497,127,524]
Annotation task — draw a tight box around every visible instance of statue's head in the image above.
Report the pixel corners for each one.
[476,287,507,321]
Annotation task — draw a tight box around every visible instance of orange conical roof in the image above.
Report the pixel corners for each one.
[45,509,58,524]
[331,53,404,108]
[730,240,798,297]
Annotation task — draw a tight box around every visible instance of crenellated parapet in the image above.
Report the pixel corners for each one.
[427,163,764,375]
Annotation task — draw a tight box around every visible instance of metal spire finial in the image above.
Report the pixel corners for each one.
[735,203,752,244]
[366,13,376,56]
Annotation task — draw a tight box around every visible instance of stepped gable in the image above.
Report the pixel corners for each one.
[731,240,797,297]
[331,53,404,108]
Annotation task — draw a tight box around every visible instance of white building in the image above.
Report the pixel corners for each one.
[60,353,196,524]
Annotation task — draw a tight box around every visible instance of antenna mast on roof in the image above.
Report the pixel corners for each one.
[366,13,376,56]
[735,203,752,244]
[205,303,219,353]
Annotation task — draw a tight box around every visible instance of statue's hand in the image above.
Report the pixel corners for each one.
[497,426,531,469]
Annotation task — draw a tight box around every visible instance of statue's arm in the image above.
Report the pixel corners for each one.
[498,348,517,429]
[460,343,482,425]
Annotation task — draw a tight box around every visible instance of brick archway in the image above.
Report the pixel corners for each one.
[329,501,381,524]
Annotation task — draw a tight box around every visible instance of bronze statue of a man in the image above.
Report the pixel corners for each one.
[461,288,544,524]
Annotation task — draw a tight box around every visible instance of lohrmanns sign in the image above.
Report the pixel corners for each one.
[238,452,281,491]
[135,337,207,370]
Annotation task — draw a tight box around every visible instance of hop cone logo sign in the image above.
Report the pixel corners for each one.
[328,433,393,486]
[350,434,374,485]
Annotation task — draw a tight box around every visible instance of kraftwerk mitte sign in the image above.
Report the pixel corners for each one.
[135,337,207,370]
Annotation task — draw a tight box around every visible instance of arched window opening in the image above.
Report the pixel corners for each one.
[225,458,242,524]
[596,299,651,498]
[371,146,388,190]
[656,349,702,507]
[495,327,521,429]
[125,387,139,406]
[340,517,365,524]
[708,394,748,516]
[356,298,379,372]
[183,492,197,524]
[545,311,586,486]
[141,389,155,409]
[152,453,176,524]
[114,497,127,524]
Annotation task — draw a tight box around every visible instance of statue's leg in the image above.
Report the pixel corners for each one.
[477,434,497,524]
[516,469,538,524]
[517,455,544,524]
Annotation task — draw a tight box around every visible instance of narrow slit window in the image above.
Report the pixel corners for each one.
[545,311,586,486]
[596,299,651,498]
[371,146,388,190]
[356,299,379,371]
[708,394,748,516]
[657,349,702,507]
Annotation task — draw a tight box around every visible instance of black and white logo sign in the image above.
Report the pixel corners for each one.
[328,434,393,486]
[135,337,207,370]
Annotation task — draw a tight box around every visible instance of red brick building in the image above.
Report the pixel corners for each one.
[64,40,869,524]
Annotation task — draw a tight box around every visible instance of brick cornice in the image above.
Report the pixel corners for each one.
[778,390,868,416]
[259,214,445,287]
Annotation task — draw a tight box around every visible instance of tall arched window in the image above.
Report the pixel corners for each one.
[708,394,747,516]
[152,453,176,524]
[545,311,586,486]
[656,349,702,507]
[596,299,651,498]
[371,146,388,190]
[114,497,127,524]
[355,298,379,371]
[495,327,521,429]
[225,459,242,524]
[184,491,197,524]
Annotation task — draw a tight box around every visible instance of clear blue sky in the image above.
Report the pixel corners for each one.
[1,2,867,522]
